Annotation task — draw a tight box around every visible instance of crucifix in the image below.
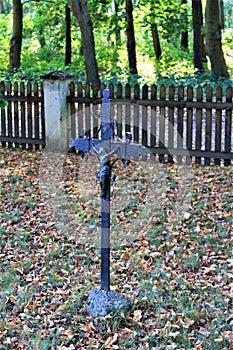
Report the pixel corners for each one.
[69,89,147,318]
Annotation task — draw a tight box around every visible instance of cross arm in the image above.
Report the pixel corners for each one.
[111,141,147,160]
[69,138,102,152]
[69,137,147,160]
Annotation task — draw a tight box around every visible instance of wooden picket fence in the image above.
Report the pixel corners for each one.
[0,81,232,165]
[0,81,45,149]
[68,82,233,166]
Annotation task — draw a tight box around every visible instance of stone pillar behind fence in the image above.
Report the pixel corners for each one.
[42,71,73,151]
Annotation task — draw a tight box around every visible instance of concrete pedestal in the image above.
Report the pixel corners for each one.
[42,70,73,151]
[85,287,131,319]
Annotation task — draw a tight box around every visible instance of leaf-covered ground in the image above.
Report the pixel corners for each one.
[0,148,232,350]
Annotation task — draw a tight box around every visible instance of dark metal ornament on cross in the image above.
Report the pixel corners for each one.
[69,89,146,317]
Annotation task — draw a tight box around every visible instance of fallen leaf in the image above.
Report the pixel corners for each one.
[133,309,142,322]
[169,331,180,338]
[184,318,195,328]
[183,212,191,220]
[104,333,118,348]
[56,304,66,312]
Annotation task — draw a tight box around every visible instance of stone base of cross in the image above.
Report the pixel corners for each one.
[70,89,147,318]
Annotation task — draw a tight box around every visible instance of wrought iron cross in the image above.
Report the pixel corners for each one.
[69,89,146,292]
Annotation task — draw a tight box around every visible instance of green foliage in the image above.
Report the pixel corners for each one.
[0,13,11,76]
[224,0,233,28]
[155,70,233,93]
[0,0,232,86]
[135,0,192,42]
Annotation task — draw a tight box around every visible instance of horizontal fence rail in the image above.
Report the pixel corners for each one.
[0,81,45,149]
[68,82,233,166]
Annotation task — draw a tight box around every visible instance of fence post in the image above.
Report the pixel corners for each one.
[42,70,73,150]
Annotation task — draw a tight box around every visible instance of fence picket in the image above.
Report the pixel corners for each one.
[168,85,175,163]
[34,83,40,150]
[125,83,131,134]
[159,85,166,163]
[205,86,212,165]
[186,86,193,165]
[142,84,148,147]
[13,83,19,148]
[0,82,6,148]
[70,82,76,140]
[215,86,223,165]
[7,82,13,148]
[117,83,123,139]
[195,86,203,164]
[177,86,184,164]
[77,82,84,139]
[20,82,26,149]
[92,83,99,139]
[133,83,140,143]
[27,83,33,149]
[84,83,91,138]
[109,83,114,136]
[150,84,157,148]
[40,82,45,146]
[225,86,232,166]
[109,83,114,98]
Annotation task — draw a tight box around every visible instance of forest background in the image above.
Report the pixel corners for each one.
[0,0,233,88]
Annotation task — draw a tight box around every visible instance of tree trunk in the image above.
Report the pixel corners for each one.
[181,0,188,49]
[125,0,138,74]
[37,8,46,48]
[151,23,162,60]
[205,0,229,78]
[219,0,224,29]
[9,0,23,70]
[192,0,204,71]
[65,4,72,66]
[0,0,5,14]
[113,0,121,49]
[181,30,188,50]
[68,0,100,86]
[150,2,162,61]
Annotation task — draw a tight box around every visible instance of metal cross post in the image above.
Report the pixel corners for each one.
[69,89,147,294]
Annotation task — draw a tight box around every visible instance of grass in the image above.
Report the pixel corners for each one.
[0,148,232,349]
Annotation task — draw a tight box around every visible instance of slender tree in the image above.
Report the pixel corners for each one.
[181,0,188,49]
[0,0,5,13]
[151,23,162,60]
[113,0,121,50]
[219,0,224,29]
[68,0,100,86]
[9,0,23,70]
[125,0,138,74]
[65,3,72,66]
[205,0,229,78]
[150,0,162,60]
[192,0,204,71]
